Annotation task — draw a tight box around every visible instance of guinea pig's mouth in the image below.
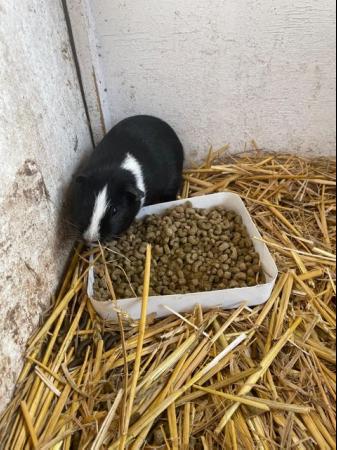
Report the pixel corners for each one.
[83,237,104,247]
[85,242,98,249]
[80,234,101,247]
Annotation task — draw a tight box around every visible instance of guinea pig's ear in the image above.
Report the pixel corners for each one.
[75,174,88,185]
[126,185,145,201]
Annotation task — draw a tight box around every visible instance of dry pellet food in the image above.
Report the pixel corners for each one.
[94,202,265,301]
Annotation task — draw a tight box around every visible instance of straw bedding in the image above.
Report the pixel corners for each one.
[0,149,336,449]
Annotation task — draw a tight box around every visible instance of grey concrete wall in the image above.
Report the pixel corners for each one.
[0,1,92,411]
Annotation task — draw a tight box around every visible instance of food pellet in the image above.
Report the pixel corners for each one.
[93,203,265,301]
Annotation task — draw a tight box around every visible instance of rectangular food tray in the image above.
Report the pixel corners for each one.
[88,192,278,321]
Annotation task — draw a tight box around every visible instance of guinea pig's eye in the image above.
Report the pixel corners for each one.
[112,207,118,216]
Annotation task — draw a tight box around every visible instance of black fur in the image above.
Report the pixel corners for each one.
[68,115,184,242]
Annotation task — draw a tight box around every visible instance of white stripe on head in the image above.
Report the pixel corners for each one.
[83,185,109,242]
[121,153,146,206]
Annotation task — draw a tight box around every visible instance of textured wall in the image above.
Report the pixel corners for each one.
[92,0,336,161]
[0,1,92,411]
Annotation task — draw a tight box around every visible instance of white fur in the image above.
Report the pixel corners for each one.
[84,185,109,242]
[121,153,146,206]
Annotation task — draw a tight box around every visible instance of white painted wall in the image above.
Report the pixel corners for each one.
[90,0,336,160]
[0,0,92,411]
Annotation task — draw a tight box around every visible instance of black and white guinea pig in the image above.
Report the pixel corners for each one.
[69,115,184,243]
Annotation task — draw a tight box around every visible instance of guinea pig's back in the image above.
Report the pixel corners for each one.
[112,116,183,162]
[98,116,184,201]
[123,116,184,199]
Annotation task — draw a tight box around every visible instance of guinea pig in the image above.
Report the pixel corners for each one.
[68,115,184,243]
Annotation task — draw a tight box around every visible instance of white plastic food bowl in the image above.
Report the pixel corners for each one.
[88,193,278,321]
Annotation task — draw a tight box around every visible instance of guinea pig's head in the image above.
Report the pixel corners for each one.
[69,170,144,243]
